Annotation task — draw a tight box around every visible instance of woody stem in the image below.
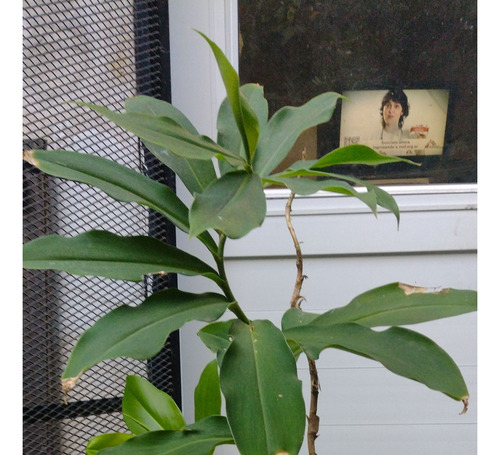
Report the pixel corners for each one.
[285,191,320,455]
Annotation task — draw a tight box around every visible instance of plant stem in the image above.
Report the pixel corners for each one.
[285,193,305,309]
[307,358,320,455]
[214,232,251,325]
[285,191,320,455]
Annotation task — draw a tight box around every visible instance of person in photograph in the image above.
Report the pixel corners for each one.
[379,89,410,141]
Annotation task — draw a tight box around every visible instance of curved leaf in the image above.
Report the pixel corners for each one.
[338,174,402,224]
[217,83,269,175]
[62,289,231,390]
[219,320,305,455]
[312,144,419,168]
[284,323,469,403]
[75,102,245,166]
[86,433,133,455]
[194,359,222,422]
[273,165,401,224]
[253,92,343,177]
[198,31,260,162]
[24,149,191,233]
[281,308,321,332]
[125,96,217,195]
[125,95,200,135]
[189,171,266,239]
[310,282,477,328]
[23,230,220,283]
[98,416,234,455]
[264,175,379,216]
[123,375,185,435]
[198,320,233,366]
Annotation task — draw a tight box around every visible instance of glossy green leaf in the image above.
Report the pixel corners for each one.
[123,375,185,435]
[281,308,321,332]
[23,230,220,283]
[217,83,269,175]
[283,322,469,403]
[219,320,305,455]
[86,433,133,455]
[264,175,379,216]
[24,149,191,233]
[253,92,342,177]
[97,416,234,455]
[125,95,199,134]
[312,144,419,168]
[125,96,217,195]
[75,102,245,166]
[62,289,230,390]
[198,31,260,162]
[338,175,402,224]
[194,359,222,422]
[273,165,401,224]
[189,171,266,239]
[308,282,476,328]
[198,320,233,366]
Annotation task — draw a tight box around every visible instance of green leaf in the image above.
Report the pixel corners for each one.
[123,375,186,435]
[253,92,342,177]
[125,95,200,134]
[75,102,245,166]
[336,174,402,224]
[198,31,260,162]
[281,308,321,332]
[282,283,477,331]
[283,322,469,403]
[23,230,220,283]
[194,359,222,422]
[97,416,234,455]
[273,165,401,224]
[300,282,477,329]
[62,289,230,390]
[125,96,218,195]
[217,83,269,175]
[219,320,305,455]
[24,149,191,233]
[311,144,419,168]
[264,175,379,216]
[86,433,133,455]
[198,320,234,366]
[189,171,266,239]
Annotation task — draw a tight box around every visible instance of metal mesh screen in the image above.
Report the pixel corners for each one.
[23,1,179,453]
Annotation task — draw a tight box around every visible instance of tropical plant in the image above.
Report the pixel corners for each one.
[22,32,476,455]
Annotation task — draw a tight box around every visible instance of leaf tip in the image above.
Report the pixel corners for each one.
[460,396,469,415]
[61,371,83,399]
[23,149,39,168]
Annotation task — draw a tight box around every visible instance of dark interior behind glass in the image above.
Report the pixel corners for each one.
[238,0,476,184]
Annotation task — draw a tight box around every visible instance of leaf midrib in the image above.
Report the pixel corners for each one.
[248,324,273,453]
[46,156,190,230]
[98,301,228,361]
[338,302,475,326]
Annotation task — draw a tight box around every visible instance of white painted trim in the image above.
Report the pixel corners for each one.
[263,183,477,217]
[222,184,477,259]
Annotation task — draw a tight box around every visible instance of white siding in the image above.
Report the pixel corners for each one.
[176,188,477,455]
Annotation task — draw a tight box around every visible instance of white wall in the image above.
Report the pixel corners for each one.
[176,187,477,455]
[168,3,477,454]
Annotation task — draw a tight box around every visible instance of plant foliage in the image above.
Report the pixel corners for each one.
[23,33,476,455]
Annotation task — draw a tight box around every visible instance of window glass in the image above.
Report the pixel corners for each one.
[238,0,477,184]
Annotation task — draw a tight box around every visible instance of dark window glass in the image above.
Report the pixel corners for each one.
[238,0,477,184]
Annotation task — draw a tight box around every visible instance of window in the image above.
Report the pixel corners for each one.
[238,0,477,184]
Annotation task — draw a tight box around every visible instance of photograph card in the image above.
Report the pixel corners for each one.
[340,89,449,156]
